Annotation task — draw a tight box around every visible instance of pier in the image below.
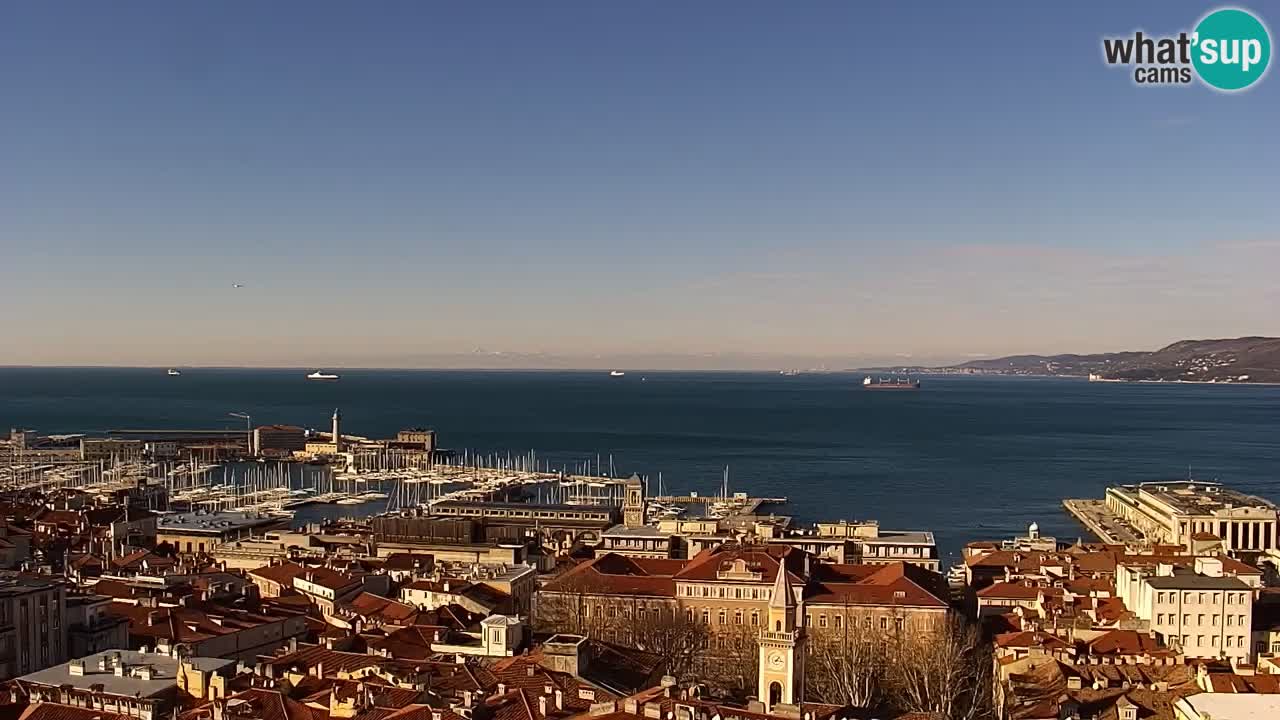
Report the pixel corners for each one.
[651,494,787,516]
[1062,498,1146,545]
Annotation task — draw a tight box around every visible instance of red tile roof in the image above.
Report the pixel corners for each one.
[541,555,678,598]
[19,705,128,720]
[977,582,1043,600]
[806,562,950,609]
[249,562,309,587]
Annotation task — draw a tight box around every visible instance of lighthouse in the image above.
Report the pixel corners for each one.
[331,408,342,452]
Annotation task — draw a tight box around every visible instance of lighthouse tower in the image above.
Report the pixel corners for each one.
[331,409,342,452]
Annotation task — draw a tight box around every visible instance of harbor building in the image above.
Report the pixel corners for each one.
[80,438,144,462]
[155,511,284,554]
[1115,556,1256,665]
[1105,481,1279,554]
[252,424,306,456]
[395,427,437,452]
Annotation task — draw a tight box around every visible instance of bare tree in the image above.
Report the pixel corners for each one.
[534,571,612,636]
[631,604,708,681]
[703,624,760,694]
[806,618,888,709]
[884,614,991,720]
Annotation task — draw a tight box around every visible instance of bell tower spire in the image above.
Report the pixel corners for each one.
[758,554,805,711]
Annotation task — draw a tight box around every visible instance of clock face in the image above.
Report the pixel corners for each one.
[768,651,786,670]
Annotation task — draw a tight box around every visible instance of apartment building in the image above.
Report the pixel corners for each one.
[1117,556,1255,665]
[16,648,234,720]
[0,575,68,681]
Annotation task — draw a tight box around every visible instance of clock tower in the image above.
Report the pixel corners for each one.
[758,558,804,711]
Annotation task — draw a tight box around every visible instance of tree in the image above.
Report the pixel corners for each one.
[884,614,992,720]
[631,604,708,682]
[806,618,889,709]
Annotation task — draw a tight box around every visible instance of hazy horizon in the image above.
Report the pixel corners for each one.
[3,3,1277,367]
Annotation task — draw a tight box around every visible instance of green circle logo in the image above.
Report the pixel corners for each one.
[1192,8,1271,91]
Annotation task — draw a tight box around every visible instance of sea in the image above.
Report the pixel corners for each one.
[2,368,1278,563]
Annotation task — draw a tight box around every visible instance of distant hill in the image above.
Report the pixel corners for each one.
[953,336,1280,383]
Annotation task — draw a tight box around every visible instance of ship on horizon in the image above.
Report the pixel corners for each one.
[863,375,920,390]
[307,370,340,381]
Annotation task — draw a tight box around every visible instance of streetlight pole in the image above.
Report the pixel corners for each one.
[229,412,252,457]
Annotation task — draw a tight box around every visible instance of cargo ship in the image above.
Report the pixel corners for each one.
[863,375,921,390]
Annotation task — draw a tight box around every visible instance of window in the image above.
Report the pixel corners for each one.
[1213,592,1221,603]
[880,617,888,630]
[1197,635,1204,646]
[734,610,743,625]
[1227,615,1234,626]
[718,610,726,625]
[1183,614,1191,625]
[1213,614,1220,625]
[1155,614,1163,625]
[834,615,842,629]
[1198,614,1205,626]
[751,612,759,627]
[1226,636,1234,647]
[701,610,710,624]
[1184,593,1193,603]
[1239,615,1247,626]
[1199,592,1207,604]
[818,615,827,628]
[895,617,905,631]
[1227,593,1235,605]
[1211,636,1218,647]
[863,617,872,630]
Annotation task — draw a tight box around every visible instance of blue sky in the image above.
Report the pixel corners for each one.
[2,2,1277,367]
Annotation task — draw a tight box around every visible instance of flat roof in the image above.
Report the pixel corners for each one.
[158,511,281,534]
[1178,693,1280,719]
[0,574,64,598]
[432,500,615,513]
[603,525,673,538]
[1146,572,1251,590]
[1124,481,1278,515]
[19,650,232,698]
[863,530,936,545]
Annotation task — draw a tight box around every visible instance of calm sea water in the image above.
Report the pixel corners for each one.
[2,368,1278,560]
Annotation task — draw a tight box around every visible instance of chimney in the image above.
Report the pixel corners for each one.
[68,660,85,677]
[555,690,563,710]
[539,696,547,716]
[314,661,324,678]
[498,683,506,695]
[463,691,473,708]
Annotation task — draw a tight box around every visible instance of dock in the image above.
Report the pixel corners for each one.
[652,494,787,516]
[1062,498,1146,545]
